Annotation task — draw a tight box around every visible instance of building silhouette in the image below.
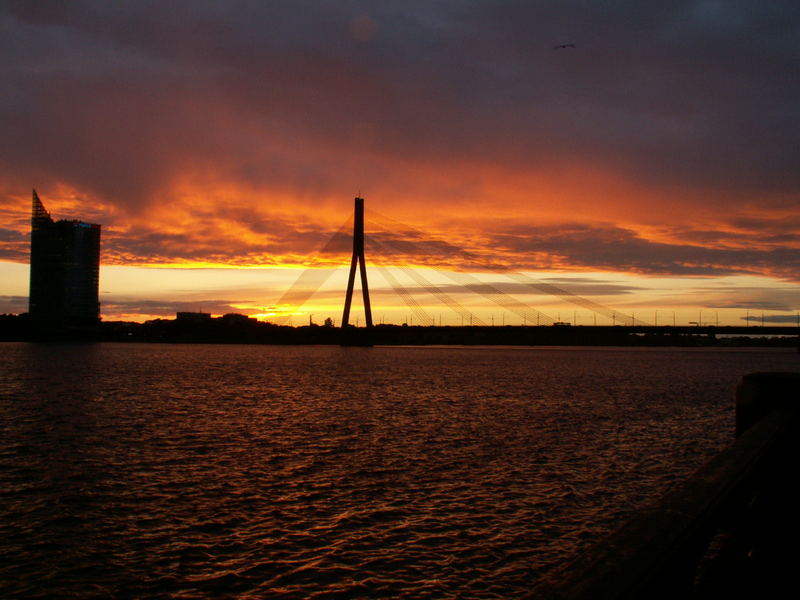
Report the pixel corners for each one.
[29,190,101,325]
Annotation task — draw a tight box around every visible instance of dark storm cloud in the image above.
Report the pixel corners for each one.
[743,314,800,324]
[371,278,642,298]
[0,295,27,313]
[539,277,643,296]
[487,222,800,279]
[725,215,800,242]
[0,227,25,242]
[0,227,27,261]
[367,230,482,268]
[102,217,352,266]
[2,0,799,213]
[365,217,800,280]
[100,297,255,319]
[687,284,800,312]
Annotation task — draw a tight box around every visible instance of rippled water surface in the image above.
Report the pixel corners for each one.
[1,343,797,598]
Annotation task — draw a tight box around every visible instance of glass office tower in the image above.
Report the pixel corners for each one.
[29,190,101,325]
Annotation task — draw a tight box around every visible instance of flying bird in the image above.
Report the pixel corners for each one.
[553,43,576,50]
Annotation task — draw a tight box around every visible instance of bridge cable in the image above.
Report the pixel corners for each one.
[369,235,486,326]
[270,216,353,325]
[366,219,555,325]
[375,265,435,326]
[367,208,645,325]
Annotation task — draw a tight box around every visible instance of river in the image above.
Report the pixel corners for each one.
[1,343,797,598]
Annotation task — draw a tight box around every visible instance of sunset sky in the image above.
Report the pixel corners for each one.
[1,1,799,325]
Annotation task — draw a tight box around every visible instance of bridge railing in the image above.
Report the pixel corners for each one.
[529,371,800,600]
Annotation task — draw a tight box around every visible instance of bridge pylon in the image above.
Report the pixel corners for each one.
[341,197,373,328]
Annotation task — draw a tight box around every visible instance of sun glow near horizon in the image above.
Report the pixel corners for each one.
[2,258,797,328]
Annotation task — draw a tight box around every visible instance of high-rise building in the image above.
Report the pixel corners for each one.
[29,190,101,325]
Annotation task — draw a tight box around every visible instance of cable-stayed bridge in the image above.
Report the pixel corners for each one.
[271,198,799,337]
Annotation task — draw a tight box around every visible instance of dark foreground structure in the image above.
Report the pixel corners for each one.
[531,371,800,599]
[28,190,100,330]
